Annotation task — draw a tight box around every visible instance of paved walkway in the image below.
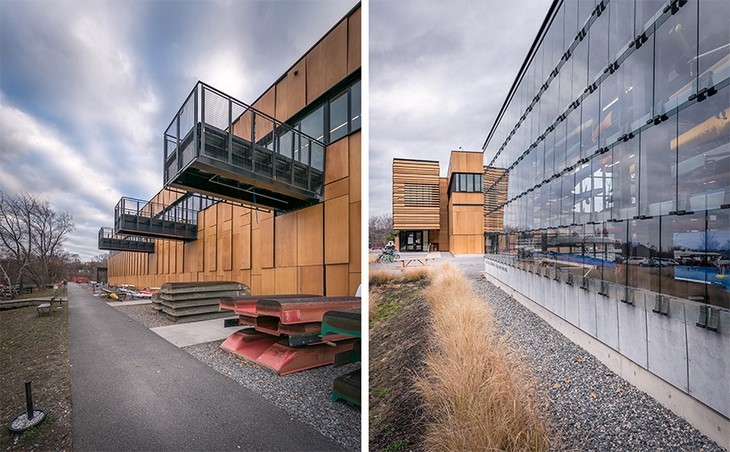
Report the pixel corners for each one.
[67,283,343,451]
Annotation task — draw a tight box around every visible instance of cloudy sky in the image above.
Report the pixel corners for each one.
[0,0,356,260]
[369,0,553,219]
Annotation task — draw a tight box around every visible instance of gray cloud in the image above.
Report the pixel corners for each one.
[0,0,356,260]
[369,0,553,218]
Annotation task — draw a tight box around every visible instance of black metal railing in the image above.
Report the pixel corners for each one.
[163,82,325,211]
[98,227,156,253]
[113,196,203,241]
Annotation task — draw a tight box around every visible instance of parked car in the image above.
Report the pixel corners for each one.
[625,257,650,266]
[652,258,678,267]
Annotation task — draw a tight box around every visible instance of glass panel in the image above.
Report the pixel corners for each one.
[599,76,621,148]
[351,80,362,131]
[277,128,293,159]
[653,0,698,115]
[297,105,323,165]
[572,37,589,102]
[635,0,664,35]
[670,211,709,302]
[329,90,348,143]
[639,117,677,217]
[573,161,592,225]
[611,139,638,220]
[619,36,654,131]
[627,216,660,292]
[609,0,635,62]
[588,9,609,83]
[698,0,730,88]
[676,96,730,213]
[581,90,600,159]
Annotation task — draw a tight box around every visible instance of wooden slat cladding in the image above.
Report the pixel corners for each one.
[484,166,508,233]
[393,159,440,230]
[446,150,483,181]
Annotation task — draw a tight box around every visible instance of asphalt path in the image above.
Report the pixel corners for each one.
[68,283,343,451]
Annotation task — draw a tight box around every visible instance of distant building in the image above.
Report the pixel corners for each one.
[392,151,495,254]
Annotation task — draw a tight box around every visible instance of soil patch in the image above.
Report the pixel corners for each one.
[369,278,431,452]
[0,305,72,451]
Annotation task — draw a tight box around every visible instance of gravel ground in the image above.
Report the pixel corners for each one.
[114,302,175,328]
[471,276,724,451]
[113,302,361,451]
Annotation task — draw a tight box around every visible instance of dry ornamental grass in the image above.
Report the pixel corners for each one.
[415,263,551,451]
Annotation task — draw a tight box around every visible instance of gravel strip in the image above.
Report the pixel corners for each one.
[185,341,360,451]
[471,276,724,451]
[113,302,361,451]
[114,303,176,328]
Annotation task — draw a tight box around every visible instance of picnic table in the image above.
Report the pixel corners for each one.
[395,257,435,271]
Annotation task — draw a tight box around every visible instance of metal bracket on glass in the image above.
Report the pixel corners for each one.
[580,277,590,291]
[565,273,574,286]
[620,287,634,305]
[598,281,609,297]
[696,305,719,332]
[632,32,648,49]
[663,0,686,15]
[652,295,669,316]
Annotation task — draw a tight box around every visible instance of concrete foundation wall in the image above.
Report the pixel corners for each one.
[484,257,730,449]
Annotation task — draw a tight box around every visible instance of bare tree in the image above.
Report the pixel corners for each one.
[369,214,394,249]
[0,191,74,293]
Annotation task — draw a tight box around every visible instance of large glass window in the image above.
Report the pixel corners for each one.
[653,0,698,116]
[698,0,730,89]
[608,0,635,62]
[611,139,638,220]
[588,8,609,83]
[676,96,730,212]
[639,117,677,217]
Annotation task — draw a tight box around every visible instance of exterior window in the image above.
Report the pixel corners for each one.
[351,80,361,131]
[297,105,323,165]
[329,90,348,142]
[450,173,483,193]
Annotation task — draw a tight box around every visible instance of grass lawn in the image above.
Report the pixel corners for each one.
[0,304,72,451]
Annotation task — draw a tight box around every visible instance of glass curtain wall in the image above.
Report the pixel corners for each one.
[484,0,729,308]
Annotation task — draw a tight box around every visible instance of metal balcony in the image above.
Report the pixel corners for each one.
[163,82,325,212]
[113,194,211,241]
[98,227,156,253]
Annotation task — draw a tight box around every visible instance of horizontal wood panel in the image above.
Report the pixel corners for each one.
[393,159,441,230]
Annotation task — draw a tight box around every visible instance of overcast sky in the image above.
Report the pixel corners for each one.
[0,0,356,260]
[369,0,553,219]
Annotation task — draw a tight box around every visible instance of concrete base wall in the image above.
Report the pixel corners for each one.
[484,258,730,450]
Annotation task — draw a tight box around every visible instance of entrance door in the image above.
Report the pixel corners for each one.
[399,231,424,252]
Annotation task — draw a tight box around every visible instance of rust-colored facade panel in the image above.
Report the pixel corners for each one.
[274,267,298,294]
[275,212,298,268]
[325,195,349,264]
[349,201,361,274]
[325,264,350,296]
[347,7,361,74]
[306,19,348,103]
[298,265,324,295]
[325,136,349,185]
[275,60,306,122]
[297,204,323,267]
[348,132,361,203]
